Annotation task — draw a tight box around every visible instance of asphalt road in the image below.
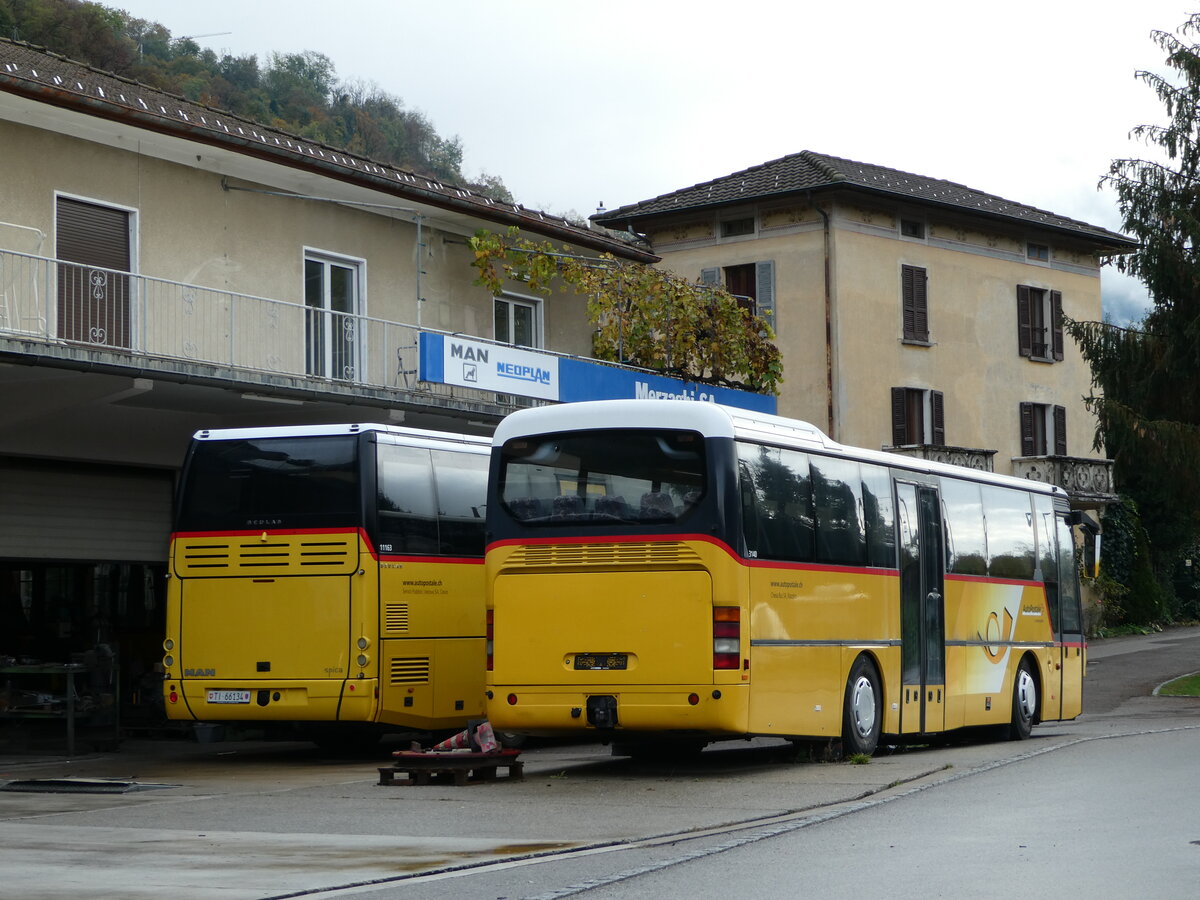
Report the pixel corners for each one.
[0,626,1197,899]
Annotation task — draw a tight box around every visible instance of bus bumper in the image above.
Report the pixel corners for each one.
[166,679,377,722]
[485,684,749,737]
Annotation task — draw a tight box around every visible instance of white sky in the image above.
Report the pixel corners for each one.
[110,0,1197,323]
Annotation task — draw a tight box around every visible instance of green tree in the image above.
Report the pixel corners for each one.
[470,228,782,394]
[1068,14,1200,579]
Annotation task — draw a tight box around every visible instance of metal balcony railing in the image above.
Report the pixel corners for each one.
[0,247,634,412]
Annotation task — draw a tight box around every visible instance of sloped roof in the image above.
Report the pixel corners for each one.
[0,38,655,261]
[593,150,1135,250]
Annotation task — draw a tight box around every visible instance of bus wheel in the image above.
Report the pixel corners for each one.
[842,656,881,757]
[1009,659,1037,741]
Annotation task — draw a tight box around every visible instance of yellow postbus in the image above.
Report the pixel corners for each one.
[162,423,491,745]
[484,400,1086,756]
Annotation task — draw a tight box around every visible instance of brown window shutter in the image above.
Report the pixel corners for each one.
[1017,286,1032,357]
[891,387,908,446]
[1019,403,1035,456]
[931,391,945,445]
[1053,405,1067,455]
[1051,291,1064,360]
[902,265,928,341]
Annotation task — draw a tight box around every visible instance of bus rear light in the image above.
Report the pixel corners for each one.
[168,688,178,704]
[486,610,495,672]
[507,693,517,705]
[688,693,699,706]
[713,606,741,669]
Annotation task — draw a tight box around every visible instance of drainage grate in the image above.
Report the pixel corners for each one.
[0,778,174,794]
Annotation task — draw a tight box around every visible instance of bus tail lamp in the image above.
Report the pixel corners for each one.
[486,610,494,671]
[168,686,179,704]
[713,606,741,670]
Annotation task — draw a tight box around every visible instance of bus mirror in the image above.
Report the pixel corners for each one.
[1067,510,1084,526]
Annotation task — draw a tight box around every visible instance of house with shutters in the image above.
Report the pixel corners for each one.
[593,151,1137,509]
[0,37,671,715]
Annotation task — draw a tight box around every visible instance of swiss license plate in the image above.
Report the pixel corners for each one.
[573,653,627,671]
[207,689,252,704]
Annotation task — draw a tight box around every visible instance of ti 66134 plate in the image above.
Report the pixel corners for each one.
[573,653,627,671]
[207,689,252,704]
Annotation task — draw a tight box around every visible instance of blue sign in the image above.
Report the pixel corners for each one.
[419,333,775,414]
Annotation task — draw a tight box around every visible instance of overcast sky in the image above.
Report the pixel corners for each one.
[111,0,1197,324]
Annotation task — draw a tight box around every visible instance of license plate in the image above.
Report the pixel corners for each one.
[207,689,252,704]
[573,653,627,671]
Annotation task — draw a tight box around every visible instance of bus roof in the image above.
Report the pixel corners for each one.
[493,400,1066,500]
[191,422,490,450]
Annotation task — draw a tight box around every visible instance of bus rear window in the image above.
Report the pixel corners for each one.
[176,435,360,531]
[499,429,706,525]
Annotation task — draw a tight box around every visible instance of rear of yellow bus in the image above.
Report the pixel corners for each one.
[484,402,750,749]
[162,427,383,738]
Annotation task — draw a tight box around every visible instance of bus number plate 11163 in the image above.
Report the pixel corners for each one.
[573,653,627,671]
[207,689,252,704]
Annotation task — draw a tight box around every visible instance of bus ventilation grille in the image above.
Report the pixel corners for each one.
[175,537,354,573]
[384,603,410,632]
[389,657,430,685]
[510,542,701,568]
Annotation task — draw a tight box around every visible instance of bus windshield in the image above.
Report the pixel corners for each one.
[176,435,360,531]
[498,428,706,525]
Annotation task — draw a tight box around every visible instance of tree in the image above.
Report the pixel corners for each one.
[470,228,782,394]
[1068,14,1200,571]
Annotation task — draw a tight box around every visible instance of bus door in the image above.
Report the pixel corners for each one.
[1056,513,1085,719]
[896,482,946,735]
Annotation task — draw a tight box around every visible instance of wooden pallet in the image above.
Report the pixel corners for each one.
[378,749,524,786]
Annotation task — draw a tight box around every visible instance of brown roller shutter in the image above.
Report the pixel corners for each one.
[1019,403,1036,456]
[56,197,131,348]
[1051,291,1064,361]
[1054,405,1067,455]
[931,391,945,445]
[1016,286,1033,358]
[891,387,908,446]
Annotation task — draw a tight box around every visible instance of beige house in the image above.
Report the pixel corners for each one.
[0,38,655,710]
[594,151,1136,508]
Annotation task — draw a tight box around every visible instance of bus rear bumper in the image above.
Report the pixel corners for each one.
[485,684,749,736]
[167,679,377,723]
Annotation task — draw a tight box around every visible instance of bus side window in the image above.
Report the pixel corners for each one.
[941,480,987,576]
[982,486,1036,580]
[377,444,439,555]
[861,463,896,568]
[812,456,865,566]
[432,449,488,557]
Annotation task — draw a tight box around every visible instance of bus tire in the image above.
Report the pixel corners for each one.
[1009,658,1037,741]
[842,655,881,757]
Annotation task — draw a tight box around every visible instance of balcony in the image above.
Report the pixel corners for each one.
[0,247,606,418]
[1011,456,1116,508]
[885,444,997,471]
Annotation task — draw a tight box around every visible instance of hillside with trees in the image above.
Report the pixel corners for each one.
[0,0,512,200]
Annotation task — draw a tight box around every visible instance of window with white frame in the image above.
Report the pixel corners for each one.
[494,293,541,347]
[304,251,363,380]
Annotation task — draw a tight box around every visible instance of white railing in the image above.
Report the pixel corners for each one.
[0,247,575,408]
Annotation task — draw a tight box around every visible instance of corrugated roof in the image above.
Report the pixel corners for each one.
[0,38,655,261]
[593,150,1135,249]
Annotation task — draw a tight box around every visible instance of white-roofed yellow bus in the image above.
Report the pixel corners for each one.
[484,400,1085,756]
[162,423,490,746]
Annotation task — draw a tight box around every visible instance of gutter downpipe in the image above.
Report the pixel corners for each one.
[809,193,835,438]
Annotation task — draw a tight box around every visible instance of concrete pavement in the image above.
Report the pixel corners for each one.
[0,626,1197,899]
